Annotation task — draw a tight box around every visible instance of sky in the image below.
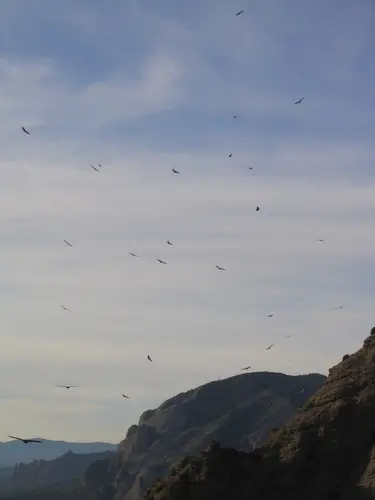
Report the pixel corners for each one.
[0,0,374,445]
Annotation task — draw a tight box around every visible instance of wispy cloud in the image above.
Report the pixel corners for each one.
[0,0,374,442]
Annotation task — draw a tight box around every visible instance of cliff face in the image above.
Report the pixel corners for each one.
[84,371,325,500]
[144,328,375,500]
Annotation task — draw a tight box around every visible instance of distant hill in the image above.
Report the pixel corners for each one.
[0,440,117,467]
[81,371,326,500]
[0,450,115,496]
[144,328,375,500]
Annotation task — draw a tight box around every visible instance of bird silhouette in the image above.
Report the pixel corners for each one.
[241,365,251,371]
[294,97,304,104]
[249,166,253,170]
[268,314,274,318]
[236,10,244,16]
[233,115,237,118]
[157,259,167,264]
[8,435,41,444]
[317,239,324,243]
[56,385,78,389]
[228,153,232,157]
[60,304,71,312]
[266,344,274,350]
[167,240,173,245]
[172,168,180,174]
[122,394,130,399]
[129,252,139,257]
[64,240,72,247]
[216,265,226,271]
[21,126,30,135]
[256,206,260,211]
[147,355,152,362]
[90,165,100,172]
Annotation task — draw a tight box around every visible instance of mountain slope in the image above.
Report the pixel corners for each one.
[83,371,325,500]
[144,328,375,500]
[0,440,117,467]
[0,450,115,495]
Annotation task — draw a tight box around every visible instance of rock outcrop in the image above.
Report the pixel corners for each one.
[84,371,325,500]
[144,328,375,500]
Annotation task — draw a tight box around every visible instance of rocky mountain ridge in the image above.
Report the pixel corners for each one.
[144,328,375,500]
[83,371,325,500]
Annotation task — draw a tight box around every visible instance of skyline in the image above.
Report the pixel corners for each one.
[0,0,374,443]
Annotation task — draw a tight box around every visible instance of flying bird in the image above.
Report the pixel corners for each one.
[64,240,72,247]
[98,164,103,168]
[241,365,251,371]
[249,166,253,170]
[216,265,226,271]
[236,10,244,16]
[284,335,292,338]
[228,153,232,158]
[334,304,344,310]
[90,165,100,172]
[60,304,71,312]
[129,252,139,257]
[8,435,41,444]
[56,385,78,389]
[233,115,237,118]
[21,126,30,135]
[172,168,180,174]
[157,259,167,264]
[268,314,274,318]
[256,206,260,211]
[122,394,130,399]
[167,240,173,245]
[147,355,152,362]
[266,344,274,351]
[268,402,273,408]
[317,239,324,243]
[294,97,304,105]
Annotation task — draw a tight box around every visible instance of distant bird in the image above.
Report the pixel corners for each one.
[98,164,103,168]
[228,153,232,158]
[249,166,253,170]
[317,239,324,243]
[268,402,273,408]
[21,126,30,135]
[90,165,100,172]
[60,304,71,312]
[8,435,41,444]
[300,388,305,393]
[129,252,139,257]
[216,265,226,271]
[122,394,130,399]
[172,168,180,174]
[241,365,251,371]
[266,344,274,351]
[334,304,344,310]
[64,240,72,247]
[268,313,274,318]
[167,240,173,246]
[147,355,152,362]
[256,206,260,211]
[56,385,78,389]
[157,259,167,264]
[284,335,292,338]
[294,97,304,105]
[233,115,237,118]
[236,10,244,16]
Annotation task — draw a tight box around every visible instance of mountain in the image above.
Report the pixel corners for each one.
[144,327,375,500]
[0,440,117,467]
[0,450,115,496]
[82,371,325,500]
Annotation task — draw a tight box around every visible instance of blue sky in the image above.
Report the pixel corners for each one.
[0,0,374,444]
